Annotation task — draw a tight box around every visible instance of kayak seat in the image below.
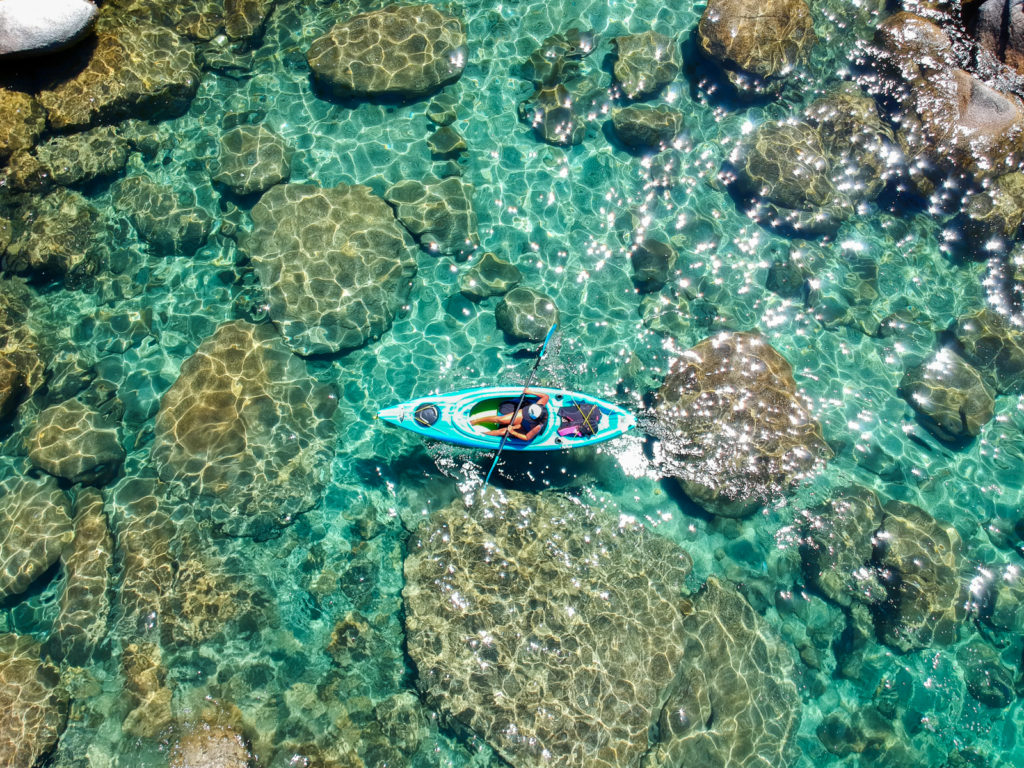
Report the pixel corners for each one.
[558,403,601,437]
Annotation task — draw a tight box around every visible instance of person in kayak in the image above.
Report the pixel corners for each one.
[471,389,550,440]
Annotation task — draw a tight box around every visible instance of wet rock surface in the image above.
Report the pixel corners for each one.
[459,251,522,300]
[698,0,816,87]
[213,124,293,195]
[612,31,680,99]
[0,470,73,600]
[385,175,479,258]
[248,183,417,354]
[899,349,995,443]
[495,286,559,341]
[0,634,68,768]
[113,175,213,256]
[307,4,467,99]
[0,0,98,58]
[37,23,200,130]
[611,105,684,150]
[27,398,125,485]
[152,320,337,537]
[1,126,130,193]
[656,331,832,516]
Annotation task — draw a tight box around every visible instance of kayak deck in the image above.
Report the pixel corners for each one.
[377,385,635,451]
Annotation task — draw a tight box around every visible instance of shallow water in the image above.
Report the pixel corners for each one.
[1,0,1024,766]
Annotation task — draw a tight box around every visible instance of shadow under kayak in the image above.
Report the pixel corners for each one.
[376,385,636,451]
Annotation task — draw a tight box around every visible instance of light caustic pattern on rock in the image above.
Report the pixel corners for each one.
[152,320,337,537]
[0,470,73,601]
[248,183,417,355]
[27,398,125,485]
[404,490,800,768]
[655,331,832,517]
[0,634,67,768]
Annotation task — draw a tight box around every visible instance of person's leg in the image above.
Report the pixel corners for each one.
[471,412,511,426]
[482,427,510,436]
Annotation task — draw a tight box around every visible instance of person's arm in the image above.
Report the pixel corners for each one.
[510,423,544,441]
[524,389,550,407]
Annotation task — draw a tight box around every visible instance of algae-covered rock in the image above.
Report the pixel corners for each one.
[611,105,684,150]
[656,331,832,516]
[46,489,113,665]
[173,0,277,44]
[0,88,45,162]
[459,251,521,301]
[2,126,130,192]
[0,470,73,600]
[248,183,417,354]
[955,173,1024,249]
[28,399,125,485]
[121,641,172,739]
[3,188,103,286]
[899,349,995,443]
[0,634,68,768]
[112,175,212,256]
[613,31,680,99]
[404,490,695,768]
[495,286,559,341]
[956,641,1015,708]
[518,83,586,146]
[307,4,466,98]
[698,0,816,86]
[953,308,1024,394]
[427,125,467,159]
[213,124,293,195]
[37,23,199,130]
[385,176,479,258]
[874,500,966,652]
[170,719,254,768]
[152,320,337,538]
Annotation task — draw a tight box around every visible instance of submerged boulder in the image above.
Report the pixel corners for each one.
[152,320,337,537]
[0,634,68,768]
[307,4,466,99]
[45,489,113,665]
[953,308,1024,394]
[112,175,212,256]
[899,349,995,443]
[3,188,103,286]
[37,23,199,130]
[698,0,816,89]
[0,470,73,600]
[518,83,586,146]
[2,126,130,193]
[611,105,684,150]
[213,124,293,195]
[385,176,478,258]
[0,280,45,420]
[520,27,596,86]
[459,251,521,301]
[874,13,1024,181]
[248,183,417,354]
[404,491,800,768]
[27,399,125,485]
[630,238,677,292]
[495,287,559,341]
[404,490,694,768]
[0,0,97,58]
[656,331,832,516]
[874,500,966,651]
[612,31,680,99]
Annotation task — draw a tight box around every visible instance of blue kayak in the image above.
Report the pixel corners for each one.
[376,385,636,451]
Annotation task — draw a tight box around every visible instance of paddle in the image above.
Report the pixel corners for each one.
[482,322,558,488]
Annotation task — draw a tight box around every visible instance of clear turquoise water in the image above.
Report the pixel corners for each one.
[2,0,1023,766]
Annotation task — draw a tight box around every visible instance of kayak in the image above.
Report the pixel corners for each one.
[376,385,636,451]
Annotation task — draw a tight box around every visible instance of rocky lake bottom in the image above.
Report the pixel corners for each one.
[2,0,1024,766]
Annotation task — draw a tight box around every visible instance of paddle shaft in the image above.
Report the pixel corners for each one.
[483,323,557,487]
